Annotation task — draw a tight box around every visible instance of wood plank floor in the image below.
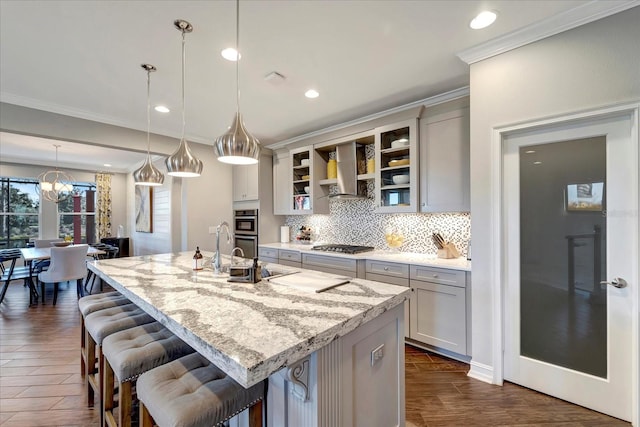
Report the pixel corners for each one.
[1,281,631,426]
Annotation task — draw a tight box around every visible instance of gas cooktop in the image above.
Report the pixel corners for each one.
[311,244,375,254]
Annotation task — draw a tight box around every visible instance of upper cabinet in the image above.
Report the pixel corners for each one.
[419,105,470,212]
[289,146,329,215]
[273,149,291,215]
[232,162,260,202]
[375,118,419,213]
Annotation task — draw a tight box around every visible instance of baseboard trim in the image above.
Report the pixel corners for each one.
[467,360,494,384]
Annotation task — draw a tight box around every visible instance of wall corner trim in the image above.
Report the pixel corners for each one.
[457,1,640,64]
[467,360,495,384]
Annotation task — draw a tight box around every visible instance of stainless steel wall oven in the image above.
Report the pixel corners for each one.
[234,209,258,259]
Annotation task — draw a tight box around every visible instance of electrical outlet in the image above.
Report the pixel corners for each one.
[208,226,216,234]
[371,344,384,366]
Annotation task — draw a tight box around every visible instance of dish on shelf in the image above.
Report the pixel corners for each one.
[388,159,409,167]
[301,175,310,180]
[392,174,410,185]
[390,138,409,148]
[304,186,310,194]
[300,159,310,166]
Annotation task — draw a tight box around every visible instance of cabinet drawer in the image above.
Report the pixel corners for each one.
[258,247,278,259]
[278,259,301,268]
[410,265,465,287]
[279,249,301,263]
[302,253,357,273]
[365,272,409,287]
[366,260,409,279]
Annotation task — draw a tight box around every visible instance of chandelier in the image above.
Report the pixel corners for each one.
[38,144,75,203]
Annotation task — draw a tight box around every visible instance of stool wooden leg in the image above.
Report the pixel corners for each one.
[249,400,263,427]
[53,282,59,305]
[86,329,96,407]
[140,402,154,427]
[103,357,115,427]
[80,316,86,377]
[119,381,132,427]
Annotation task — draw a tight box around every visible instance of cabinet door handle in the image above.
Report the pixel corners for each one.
[433,274,439,278]
[383,267,389,271]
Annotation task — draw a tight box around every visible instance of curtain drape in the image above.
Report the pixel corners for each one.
[95,173,112,239]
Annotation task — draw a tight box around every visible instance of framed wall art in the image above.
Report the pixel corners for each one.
[135,186,153,232]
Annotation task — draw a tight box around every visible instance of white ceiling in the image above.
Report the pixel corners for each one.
[0,0,621,170]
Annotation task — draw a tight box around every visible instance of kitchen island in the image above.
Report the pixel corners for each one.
[88,251,410,427]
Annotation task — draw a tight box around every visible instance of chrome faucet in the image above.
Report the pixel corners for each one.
[213,221,232,274]
[230,247,245,266]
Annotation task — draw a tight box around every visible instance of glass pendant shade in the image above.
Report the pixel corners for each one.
[214,112,261,165]
[134,63,165,186]
[165,138,203,177]
[166,19,202,178]
[38,145,74,203]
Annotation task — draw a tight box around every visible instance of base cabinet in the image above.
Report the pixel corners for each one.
[409,266,467,355]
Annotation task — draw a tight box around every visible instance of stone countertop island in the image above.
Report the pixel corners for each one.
[88,251,410,426]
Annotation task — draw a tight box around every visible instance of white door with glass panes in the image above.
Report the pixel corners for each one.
[503,110,637,422]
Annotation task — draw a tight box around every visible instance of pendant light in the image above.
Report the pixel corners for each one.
[133,64,165,186]
[37,144,74,203]
[165,19,203,177]
[213,0,261,165]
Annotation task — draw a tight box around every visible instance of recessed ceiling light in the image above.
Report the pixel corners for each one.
[533,161,542,165]
[103,163,112,167]
[470,11,497,29]
[305,89,319,99]
[154,105,170,113]
[221,48,240,61]
[525,150,536,154]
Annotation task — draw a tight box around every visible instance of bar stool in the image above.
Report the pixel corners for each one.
[102,322,194,427]
[137,352,265,427]
[84,304,155,409]
[78,292,131,377]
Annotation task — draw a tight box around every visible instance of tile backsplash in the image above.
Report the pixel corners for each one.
[284,198,470,256]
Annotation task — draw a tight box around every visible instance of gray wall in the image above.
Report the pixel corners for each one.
[469,8,640,374]
[0,103,233,256]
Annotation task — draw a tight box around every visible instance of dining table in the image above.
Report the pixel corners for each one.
[19,245,105,305]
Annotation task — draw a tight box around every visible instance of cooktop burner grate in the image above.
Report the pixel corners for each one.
[311,244,375,254]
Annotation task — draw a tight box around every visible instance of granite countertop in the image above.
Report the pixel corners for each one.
[87,251,410,388]
[259,242,471,272]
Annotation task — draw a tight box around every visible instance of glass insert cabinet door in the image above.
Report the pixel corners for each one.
[503,112,635,422]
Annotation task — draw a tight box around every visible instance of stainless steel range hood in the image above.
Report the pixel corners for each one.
[330,142,366,200]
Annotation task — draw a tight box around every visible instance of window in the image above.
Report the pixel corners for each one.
[58,184,96,244]
[0,177,40,248]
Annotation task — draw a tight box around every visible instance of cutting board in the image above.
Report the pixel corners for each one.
[267,271,351,293]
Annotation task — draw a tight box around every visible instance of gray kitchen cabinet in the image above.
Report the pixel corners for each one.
[409,265,468,355]
[302,253,364,278]
[232,162,259,202]
[278,249,302,267]
[365,259,410,338]
[419,103,470,212]
[375,118,420,213]
[258,246,279,264]
[272,149,291,215]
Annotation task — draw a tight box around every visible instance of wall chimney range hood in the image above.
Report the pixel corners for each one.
[330,142,366,200]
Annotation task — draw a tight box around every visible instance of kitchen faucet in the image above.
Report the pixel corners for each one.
[230,247,244,266]
[213,221,232,274]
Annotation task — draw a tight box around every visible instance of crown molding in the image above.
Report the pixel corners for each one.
[268,86,470,149]
[0,92,212,145]
[457,0,640,65]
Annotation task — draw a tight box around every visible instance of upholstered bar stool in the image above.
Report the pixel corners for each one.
[78,292,131,377]
[137,352,265,427]
[84,304,155,409]
[102,322,194,427]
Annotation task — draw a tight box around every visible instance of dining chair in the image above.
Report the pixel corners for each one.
[34,239,64,248]
[0,248,39,305]
[38,244,89,305]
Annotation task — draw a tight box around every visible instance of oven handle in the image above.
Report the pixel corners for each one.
[235,234,258,240]
[235,215,257,220]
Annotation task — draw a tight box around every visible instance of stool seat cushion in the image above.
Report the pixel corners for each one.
[137,353,264,427]
[85,304,155,345]
[103,322,194,382]
[78,292,130,317]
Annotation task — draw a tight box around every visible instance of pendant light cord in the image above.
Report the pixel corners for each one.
[181,30,187,140]
[236,0,240,115]
[146,68,152,158]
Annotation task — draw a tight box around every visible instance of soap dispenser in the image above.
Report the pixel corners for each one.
[193,246,203,270]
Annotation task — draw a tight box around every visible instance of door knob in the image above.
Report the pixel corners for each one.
[600,278,628,289]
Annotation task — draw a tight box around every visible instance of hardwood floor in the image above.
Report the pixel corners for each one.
[0,282,631,426]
